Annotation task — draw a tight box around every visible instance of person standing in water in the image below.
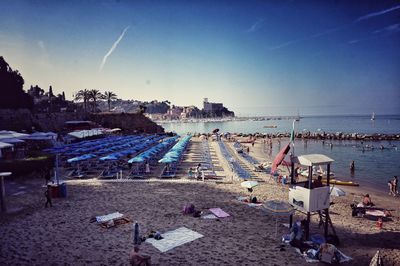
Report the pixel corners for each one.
[350,161,355,172]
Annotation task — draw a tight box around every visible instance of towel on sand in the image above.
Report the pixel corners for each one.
[96,212,123,223]
[209,208,230,218]
[146,227,203,253]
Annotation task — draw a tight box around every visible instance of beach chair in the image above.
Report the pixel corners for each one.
[99,168,119,179]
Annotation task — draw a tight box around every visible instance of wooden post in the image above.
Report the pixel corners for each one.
[0,176,5,212]
[290,153,295,184]
[0,172,12,213]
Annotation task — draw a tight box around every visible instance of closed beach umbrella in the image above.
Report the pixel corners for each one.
[241,181,259,189]
[330,186,346,197]
[271,143,290,174]
[263,200,294,237]
[241,181,259,201]
[133,221,140,245]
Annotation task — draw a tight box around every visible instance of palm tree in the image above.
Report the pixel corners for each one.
[88,89,105,112]
[104,91,117,112]
[74,89,90,112]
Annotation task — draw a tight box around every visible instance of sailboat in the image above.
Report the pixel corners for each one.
[295,109,301,122]
[371,112,375,121]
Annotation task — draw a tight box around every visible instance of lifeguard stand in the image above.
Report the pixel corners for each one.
[289,154,337,240]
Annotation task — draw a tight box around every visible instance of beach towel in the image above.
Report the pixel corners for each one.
[365,210,386,217]
[201,214,218,219]
[96,212,123,223]
[100,217,132,229]
[146,227,203,253]
[209,208,230,218]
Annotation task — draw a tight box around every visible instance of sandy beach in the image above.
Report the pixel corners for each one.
[1,138,399,265]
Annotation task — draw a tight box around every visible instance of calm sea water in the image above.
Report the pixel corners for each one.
[158,115,400,190]
[159,115,400,135]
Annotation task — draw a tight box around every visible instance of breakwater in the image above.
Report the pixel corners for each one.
[193,132,400,141]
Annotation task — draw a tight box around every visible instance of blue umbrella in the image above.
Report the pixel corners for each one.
[67,154,96,163]
[128,157,145,163]
[99,155,119,161]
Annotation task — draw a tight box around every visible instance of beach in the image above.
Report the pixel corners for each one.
[1,137,399,265]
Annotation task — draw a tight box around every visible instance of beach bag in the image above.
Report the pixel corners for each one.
[183,204,195,214]
[193,210,202,218]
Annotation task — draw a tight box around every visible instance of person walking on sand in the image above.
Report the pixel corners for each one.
[195,163,201,179]
[45,185,52,208]
[392,176,398,195]
[145,161,150,174]
[388,179,395,196]
[43,166,52,186]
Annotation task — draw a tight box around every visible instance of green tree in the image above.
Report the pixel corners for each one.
[73,89,90,112]
[88,89,105,112]
[104,91,117,112]
[0,56,33,109]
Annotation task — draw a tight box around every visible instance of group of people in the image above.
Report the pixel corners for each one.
[188,163,204,181]
[388,176,398,196]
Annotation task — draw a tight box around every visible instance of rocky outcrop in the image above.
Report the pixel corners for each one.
[90,113,164,134]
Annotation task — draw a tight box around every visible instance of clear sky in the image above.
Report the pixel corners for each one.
[1,0,399,116]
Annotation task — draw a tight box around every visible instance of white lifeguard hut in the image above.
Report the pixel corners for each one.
[289,154,337,240]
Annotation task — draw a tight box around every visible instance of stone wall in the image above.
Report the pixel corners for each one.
[0,109,164,134]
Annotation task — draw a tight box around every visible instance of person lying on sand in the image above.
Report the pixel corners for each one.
[130,245,151,266]
[362,194,374,207]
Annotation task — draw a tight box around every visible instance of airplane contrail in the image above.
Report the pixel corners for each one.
[355,5,400,22]
[99,26,130,72]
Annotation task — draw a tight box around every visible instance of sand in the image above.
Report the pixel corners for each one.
[0,137,399,266]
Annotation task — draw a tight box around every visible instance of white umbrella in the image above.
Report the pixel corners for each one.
[241,181,259,202]
[241,181,259,189]
[330,186,346,197]
[262,200,294,237]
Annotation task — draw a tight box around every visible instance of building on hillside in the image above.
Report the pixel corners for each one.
[166,106,183,120]
[181,106,200,119]
[203,98,224,113]
[202,98,234,117]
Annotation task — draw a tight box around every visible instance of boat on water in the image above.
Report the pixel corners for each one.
[322,179,359,186]
[264,125,277,128]
[371,112,375,121]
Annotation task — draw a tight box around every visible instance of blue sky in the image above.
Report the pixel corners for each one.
[1,0,399,116]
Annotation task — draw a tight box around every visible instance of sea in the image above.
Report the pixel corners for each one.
[158,115,400,190]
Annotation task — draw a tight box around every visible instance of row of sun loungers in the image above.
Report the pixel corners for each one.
[218,140,251,179]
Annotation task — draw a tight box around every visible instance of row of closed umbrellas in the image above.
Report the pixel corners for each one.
[128,137,179,163]
[158,135,192,164]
